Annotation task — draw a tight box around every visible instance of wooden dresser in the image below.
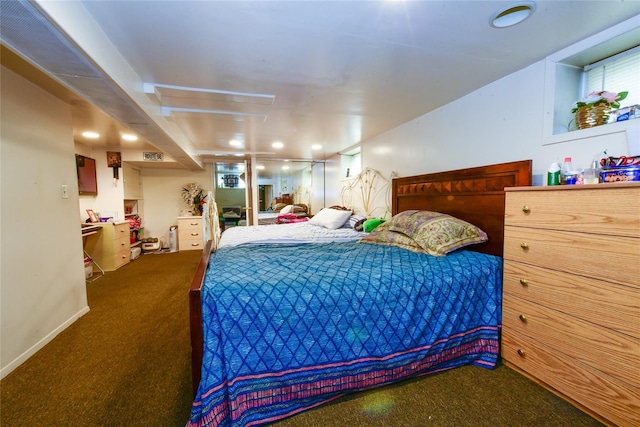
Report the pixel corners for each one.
[502,183,639,427]
[84,221,131,271]
[177,216,204,251]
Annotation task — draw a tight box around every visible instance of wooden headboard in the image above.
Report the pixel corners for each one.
[392,160,532,257]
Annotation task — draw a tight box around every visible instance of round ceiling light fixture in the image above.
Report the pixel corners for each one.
[490,1,536,28]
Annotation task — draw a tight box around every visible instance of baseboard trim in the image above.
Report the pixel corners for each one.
[0,305,90,380]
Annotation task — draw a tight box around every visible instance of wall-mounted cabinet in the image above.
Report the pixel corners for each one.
[123,163,142,199]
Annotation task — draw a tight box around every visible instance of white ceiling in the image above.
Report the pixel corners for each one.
[2,1,639,171]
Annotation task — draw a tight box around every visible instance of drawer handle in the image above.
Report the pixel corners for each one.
[121,242,126,246]
[519,314,527,322]
[517,349,525,357]
[521,205,530,213]
[519,278,528,286]
[190,222,199,226]
[520,242,529,250]
[190,233,200,236]
[191,243,200,247]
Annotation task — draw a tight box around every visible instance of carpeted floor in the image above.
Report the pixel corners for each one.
[1,250,603,426]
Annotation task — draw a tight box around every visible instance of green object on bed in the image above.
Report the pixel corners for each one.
[363,218,386,232]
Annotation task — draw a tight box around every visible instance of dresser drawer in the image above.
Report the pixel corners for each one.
[114,247,130,269]
[113,233,130,269]
[503,294,640,388]
[178,217,202,231]
[505,185,640,237]
[504,226,639,287]
[502,329,640,427]
[113,222,130,239]
[179,228,202,241]
[504,260,640,338]
[180,238,203,251]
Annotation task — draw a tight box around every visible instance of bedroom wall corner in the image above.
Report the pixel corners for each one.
[140,166,213,244]
[1,67,88,379]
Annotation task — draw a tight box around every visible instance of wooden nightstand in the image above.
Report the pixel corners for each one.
[177,216,203,251]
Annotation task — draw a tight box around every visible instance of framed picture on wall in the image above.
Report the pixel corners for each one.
[86,209,99,223]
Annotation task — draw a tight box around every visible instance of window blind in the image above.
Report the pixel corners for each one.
[585,47,640,108]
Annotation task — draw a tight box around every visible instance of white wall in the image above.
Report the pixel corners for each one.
[1,67,89,379]
[358,59,633,200]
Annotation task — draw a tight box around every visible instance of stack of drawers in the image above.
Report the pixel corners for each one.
[502,183,639,427]
[178,216,203,251]
[84,221,131,271]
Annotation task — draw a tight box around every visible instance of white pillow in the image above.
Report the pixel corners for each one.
[308,208,353,229]
[280,204,295,214]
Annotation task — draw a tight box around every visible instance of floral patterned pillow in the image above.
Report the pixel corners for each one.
[359,222,424,253]
[386,210,488,256]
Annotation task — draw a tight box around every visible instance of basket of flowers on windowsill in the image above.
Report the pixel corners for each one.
[571,90,628,129]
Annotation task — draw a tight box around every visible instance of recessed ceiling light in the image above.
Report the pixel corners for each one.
[272,142,284,149]
[490,1,536,28]
[82,131,100,139]
[311,144,322,150]
[256,165,265,170]
[282,165,290,170]
[229,139,243,147]
[121,133,138,141]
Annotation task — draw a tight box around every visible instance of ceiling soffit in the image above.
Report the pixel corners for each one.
[0,0,203,170]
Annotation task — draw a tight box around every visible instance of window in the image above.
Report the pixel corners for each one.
[584,47,640,109]
[543,17,639,145]
[340,145,362,178]
[215,163,246,189]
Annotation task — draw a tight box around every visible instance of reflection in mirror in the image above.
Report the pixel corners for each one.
[215,162,247,227]
[255,159,324,225]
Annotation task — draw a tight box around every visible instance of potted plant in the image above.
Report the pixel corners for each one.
[182,183,206,215]
[571,90,628,129]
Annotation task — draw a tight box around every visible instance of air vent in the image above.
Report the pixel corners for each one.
[0,1,99,78]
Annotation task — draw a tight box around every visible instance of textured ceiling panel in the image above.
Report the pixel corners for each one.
[0,1,99,78]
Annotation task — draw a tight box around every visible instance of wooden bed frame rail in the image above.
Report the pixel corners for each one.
[189,239,213,396]
[189,159,532,395]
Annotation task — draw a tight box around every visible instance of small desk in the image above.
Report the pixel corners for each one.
[81,224,105,282]
[81,224,102,237]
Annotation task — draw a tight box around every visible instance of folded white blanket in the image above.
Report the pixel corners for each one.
[217,223,365,249]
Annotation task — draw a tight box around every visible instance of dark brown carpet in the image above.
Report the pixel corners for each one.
[1,250,603,427]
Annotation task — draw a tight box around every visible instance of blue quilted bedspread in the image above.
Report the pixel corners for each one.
[188,242,502,427]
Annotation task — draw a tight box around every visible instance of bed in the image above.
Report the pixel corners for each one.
[217,222,365,249]
[188,160,532,427]
[258,204,310,225]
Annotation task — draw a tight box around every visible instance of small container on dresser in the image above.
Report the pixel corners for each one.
[502,182,640,427]
[177,216,203,251]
